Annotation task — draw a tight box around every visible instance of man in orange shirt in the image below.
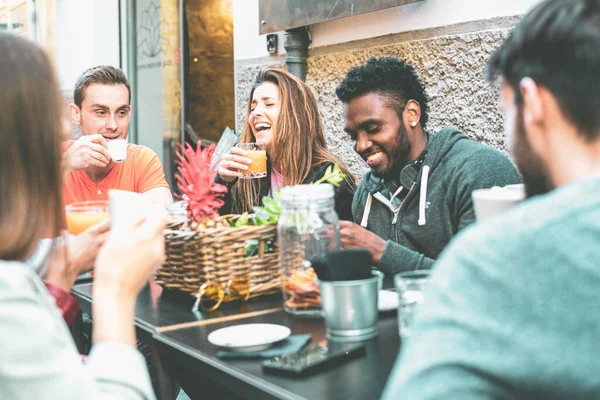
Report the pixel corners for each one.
[62,65,173,207]
[55,68,174,377]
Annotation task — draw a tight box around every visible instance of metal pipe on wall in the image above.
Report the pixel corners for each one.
[124,0,138,144]
[283,27,310,81]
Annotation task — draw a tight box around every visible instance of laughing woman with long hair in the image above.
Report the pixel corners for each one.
[218,68,356,220]
[0,33,164,399]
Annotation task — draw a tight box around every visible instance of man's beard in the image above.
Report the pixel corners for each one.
[512,108,554,198]
[375,123,411,179]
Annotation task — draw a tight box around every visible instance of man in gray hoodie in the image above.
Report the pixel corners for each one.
[336,57,521,274]
[384,0,600,398]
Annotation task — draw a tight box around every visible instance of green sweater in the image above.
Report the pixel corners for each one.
[383,176,600,399]
[352,127,522,274]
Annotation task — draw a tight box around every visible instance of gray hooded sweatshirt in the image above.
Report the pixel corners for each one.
[352,127,522,274]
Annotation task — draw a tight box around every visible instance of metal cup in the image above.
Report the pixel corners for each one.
[319,270,383,342]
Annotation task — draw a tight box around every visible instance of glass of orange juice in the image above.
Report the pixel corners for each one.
[236,143,267,179]
[65,200,110,235]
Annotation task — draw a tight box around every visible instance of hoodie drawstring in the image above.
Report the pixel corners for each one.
[360,193,373,228]
[418,165,430,226]
[362,164,430,228]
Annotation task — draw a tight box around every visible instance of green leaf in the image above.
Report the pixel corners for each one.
[254,207,269,220]
[244,239,259,256]
[264,238,276,253]
[264,207,279,217]
[252,193,282,226]
[234,212,251,227]
[273,189,281,204]
[253,206,266,214]
[262,197,281,213]
[314,164,346,187]
[255,216,271,225]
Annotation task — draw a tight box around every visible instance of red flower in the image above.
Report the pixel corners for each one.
[175,142,227,221]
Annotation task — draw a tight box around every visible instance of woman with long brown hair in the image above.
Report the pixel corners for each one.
[0,33,164,399]
[217,67,356,220]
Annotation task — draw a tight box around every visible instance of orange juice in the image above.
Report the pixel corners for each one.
[66,211,109,234]
[246,150,267,175]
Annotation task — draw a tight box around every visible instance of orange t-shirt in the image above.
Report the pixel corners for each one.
[62,141,170,205]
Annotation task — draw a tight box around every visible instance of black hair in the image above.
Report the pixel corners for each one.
[336,57,429,128]
[488,0,600,141]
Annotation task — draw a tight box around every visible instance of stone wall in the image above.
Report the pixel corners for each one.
[235,17,518,179]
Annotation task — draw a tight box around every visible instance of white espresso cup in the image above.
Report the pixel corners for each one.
[107,139,128,163]
[472,184,525,220]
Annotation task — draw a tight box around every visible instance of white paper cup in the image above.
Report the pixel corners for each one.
[108,189,157,235]
[472,184,525,221]
[107,139,128,163]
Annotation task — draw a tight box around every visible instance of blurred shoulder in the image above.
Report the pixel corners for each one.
[0,261,40,293]
[441,181,599,266]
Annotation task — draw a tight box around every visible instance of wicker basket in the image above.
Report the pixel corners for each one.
[155,216,280,302]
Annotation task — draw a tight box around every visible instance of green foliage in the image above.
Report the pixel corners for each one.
[314,164,346,187]
[229,212,250,227]
[232,164,345,228]
[244,238,277,257]
[252,191,281,225]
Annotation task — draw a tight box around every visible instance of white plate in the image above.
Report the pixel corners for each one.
[378,290,399,312]
[207,323,292,352]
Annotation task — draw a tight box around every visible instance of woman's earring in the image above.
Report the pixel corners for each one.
[411,121,417,128]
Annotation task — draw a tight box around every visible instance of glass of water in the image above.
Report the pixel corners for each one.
[394,270,430,339]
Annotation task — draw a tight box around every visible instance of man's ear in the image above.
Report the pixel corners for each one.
[519,77,547,153]
[404,100,421,128]
[69,103,81,125]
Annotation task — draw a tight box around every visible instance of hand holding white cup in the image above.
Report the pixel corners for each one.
[107,139,128,163]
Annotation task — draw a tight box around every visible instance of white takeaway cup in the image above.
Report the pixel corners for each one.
[472,184,525,221]
[107,139,128,163]
[108,189,159,236]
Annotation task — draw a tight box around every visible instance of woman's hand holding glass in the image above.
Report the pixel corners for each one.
[217,146,253,182]
[92,211,166,347]
[94,212,166,300]
[43,220,110,292]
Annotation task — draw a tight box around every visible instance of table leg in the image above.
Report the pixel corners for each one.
[159,355,249,400]
[137,328,180,400]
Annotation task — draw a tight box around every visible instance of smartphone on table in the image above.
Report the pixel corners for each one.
[262,342,366,376]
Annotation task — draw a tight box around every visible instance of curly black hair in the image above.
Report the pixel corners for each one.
[336,57,429,128]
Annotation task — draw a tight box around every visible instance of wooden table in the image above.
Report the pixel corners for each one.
[154,309,400,400]
[71,279,401,400]
[71,279,283,334]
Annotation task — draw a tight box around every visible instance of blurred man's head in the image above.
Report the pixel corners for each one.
[336,57,429,177]
[70,65,131,142]
[488,0,600,197]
